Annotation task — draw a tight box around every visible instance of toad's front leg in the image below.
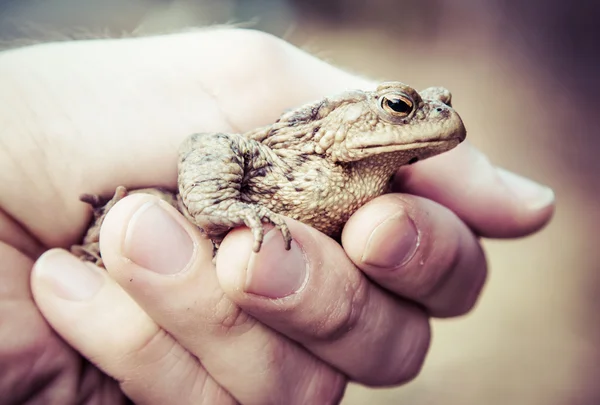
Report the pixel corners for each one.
[178,132,291,253]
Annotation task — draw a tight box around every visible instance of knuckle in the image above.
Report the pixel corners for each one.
[258,337,288,371]
[300,368,347,405]
[411,235,462,301]
[373,312,431,386]
[217,28,287,79]
[255,340,346,405]
[354,307,431,387]
[119,330,231,405]
[210,290,255,334]
[224,27,280,48]
[116,327,175,374]
[446,245,488,317]
[188,371,235,405]
[309,274,369,342]
[393,314,431,384]
[412,229,487,317]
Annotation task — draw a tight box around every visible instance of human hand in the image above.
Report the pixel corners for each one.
[0,29,554,404]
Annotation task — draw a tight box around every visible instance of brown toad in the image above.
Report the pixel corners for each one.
[72,82,466,265]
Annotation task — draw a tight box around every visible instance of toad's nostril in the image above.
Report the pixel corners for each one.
[435,107,450,118]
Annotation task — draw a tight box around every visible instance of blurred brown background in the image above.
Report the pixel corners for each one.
[1,1,598,404]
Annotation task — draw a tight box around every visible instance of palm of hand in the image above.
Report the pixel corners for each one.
[0,32,361,403]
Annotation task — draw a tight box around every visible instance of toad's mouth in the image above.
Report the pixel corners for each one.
[344,120,467,162]
[349,123,467,152]
[352,139,461,154]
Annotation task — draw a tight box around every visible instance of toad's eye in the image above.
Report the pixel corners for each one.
[380,95,413,116]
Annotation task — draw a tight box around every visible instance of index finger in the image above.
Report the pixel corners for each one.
[393,142,555,237]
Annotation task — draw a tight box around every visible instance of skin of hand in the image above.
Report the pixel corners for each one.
[0,29,555,405]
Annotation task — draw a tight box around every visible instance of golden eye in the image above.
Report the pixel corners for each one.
[380,94,413,116]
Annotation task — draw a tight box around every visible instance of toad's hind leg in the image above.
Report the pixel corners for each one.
[178,132,291,253]
[71,186,179,266]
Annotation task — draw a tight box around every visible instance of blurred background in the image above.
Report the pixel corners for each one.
[1,1,598,404]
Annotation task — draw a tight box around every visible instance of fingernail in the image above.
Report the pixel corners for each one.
[362,211,419,268]
[124,201,194,274]
[245,231,308,298]
[35,250,104,301]
[496,168,555,211]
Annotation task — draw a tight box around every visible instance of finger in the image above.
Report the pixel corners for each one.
[342,194,487,317]
[0,242,121,404]
[31,249,235,405]
[0,208,44,259]
[394,141,555,238]
[216,220,432,387]
[98,193,346,405]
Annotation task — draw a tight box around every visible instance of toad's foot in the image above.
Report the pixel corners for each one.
[182,200,292,253]
[71,186,179,267]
